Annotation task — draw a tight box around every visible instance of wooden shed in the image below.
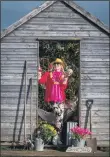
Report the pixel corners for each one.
[1,0,109,147]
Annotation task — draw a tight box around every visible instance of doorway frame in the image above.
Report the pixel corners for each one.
[36,37,82,127]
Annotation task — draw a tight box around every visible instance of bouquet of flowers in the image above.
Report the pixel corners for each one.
[70,126,92,141]
[38,121,57,144]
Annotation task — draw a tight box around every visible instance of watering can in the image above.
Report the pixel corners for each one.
[34,138,44,151]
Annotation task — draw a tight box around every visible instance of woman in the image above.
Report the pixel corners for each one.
[38,58,70,131]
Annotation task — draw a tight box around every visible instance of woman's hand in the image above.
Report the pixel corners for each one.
[38,71,42,80]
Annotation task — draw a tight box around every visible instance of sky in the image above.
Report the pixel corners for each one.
[1,1,109,29]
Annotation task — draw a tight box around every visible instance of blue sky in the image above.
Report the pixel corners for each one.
[1,1,109,29]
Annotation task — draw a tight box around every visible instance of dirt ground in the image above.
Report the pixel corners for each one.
[1,149,109,157]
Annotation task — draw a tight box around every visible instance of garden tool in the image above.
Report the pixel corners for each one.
[85,100,97,152]
[24,60,27,144]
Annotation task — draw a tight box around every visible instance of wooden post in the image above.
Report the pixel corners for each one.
[90,108,92,139]
[36,40,39,128]
[24,60,27,142]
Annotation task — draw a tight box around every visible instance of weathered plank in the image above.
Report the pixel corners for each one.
[81,110,109,117]
[81,106,109,111]
[29,17,88,24]
[1,57,37,61]
[2,36,79,43]
[81,86,109,93]
[31,12,81,19]
[81,116,109,123]
[81,80,109,86]
[1,61,37,66]
[81,38,109,43]
[81,55,109,61]
[81,74,109,80]
[1,116,36,123]
[50,1,67,7]
[1,136,30,142]
[0,106,38,112]
[1,123,36,129]
[27,21,89,26]
[18,24,98,31]
[81,61,109,68]
[1,85,37,92]
[1,43,38,49]
[82,82,109,86]
[8,30,107,37]
[89,135,109,141]
[81,43,109,50]
[81,98,109,103]
[1,65,37,69]
[81,99,109,107]
[81,93,109,99]
[1,80,37,85]
[1,56,37,61]
[82,51,109,56]
[1,69,37,74]
[1,92,36,98]
[81,67,109,74]
[1,111,36,117]
[86,128,109,134]
[1,54,38,58]
[1,68,37,72]
[81,122,109,129]
[45,5,75,12]
[1,48,37,53]
[1,97,37,104]
[1,128,32,135]
[1,74,37,79]
[2,36,108,44]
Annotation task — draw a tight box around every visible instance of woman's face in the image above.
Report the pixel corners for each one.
[53,63,62,71]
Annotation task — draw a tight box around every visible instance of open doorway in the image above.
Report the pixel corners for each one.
[38,40,80,144]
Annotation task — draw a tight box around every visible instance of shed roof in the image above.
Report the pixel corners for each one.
[1,0,109,38]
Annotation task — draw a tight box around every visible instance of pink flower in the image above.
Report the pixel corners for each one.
[70,126,92,138]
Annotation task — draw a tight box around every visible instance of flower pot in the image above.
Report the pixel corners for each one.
[77,139,85,147]
[34,138,44,151]
[71,139,79,147]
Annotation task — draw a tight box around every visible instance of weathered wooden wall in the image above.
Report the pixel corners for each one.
[1,1,109,146]
[1,43,39,141]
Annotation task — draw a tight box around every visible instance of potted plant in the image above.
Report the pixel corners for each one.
[38,121,57,145]
[70,126,92,147]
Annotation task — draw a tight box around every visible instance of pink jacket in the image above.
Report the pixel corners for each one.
[39,71,68,103]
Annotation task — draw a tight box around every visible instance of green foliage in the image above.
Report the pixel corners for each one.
[39,41,80,109]
[38,121,57,144]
